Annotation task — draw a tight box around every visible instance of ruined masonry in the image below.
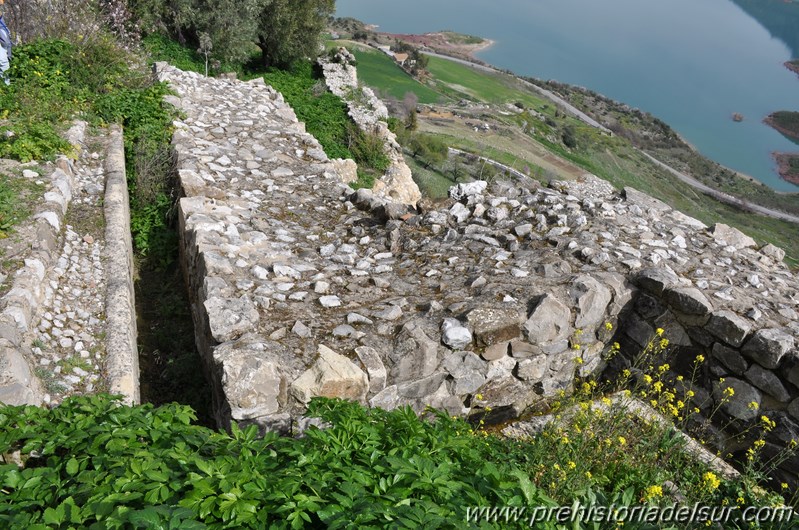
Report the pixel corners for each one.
[155,63,799,484]
[318,48,421,206]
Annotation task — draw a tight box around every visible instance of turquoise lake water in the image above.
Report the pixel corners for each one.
[335,0,799,192]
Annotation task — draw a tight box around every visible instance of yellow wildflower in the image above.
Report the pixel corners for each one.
[643,485,663,502]
[702,471,721,492]
[656,328,664,336]
[605,322,613,331]
[618,436,627,446]
[761,415,776,431]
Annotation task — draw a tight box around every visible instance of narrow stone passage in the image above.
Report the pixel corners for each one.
[32,131,111,404]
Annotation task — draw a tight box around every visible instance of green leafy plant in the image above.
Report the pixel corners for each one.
[0,395,558,529]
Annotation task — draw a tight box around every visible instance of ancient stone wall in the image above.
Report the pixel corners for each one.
[319,48,421,206]
[156,63,798,484]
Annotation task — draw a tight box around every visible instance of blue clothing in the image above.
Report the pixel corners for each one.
[0,15,10,58]
[0,15,10,85]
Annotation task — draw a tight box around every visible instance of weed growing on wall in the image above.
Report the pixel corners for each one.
[0,36,179,265]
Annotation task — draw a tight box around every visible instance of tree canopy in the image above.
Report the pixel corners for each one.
[128,0,334,68]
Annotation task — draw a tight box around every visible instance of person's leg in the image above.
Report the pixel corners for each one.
[0,46,9,85]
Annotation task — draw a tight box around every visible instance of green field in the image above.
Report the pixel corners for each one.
[349,47,444,104]
[425,56,549,109]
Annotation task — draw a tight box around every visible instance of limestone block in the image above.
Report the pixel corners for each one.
[759,244,785,262]
[371,160,421,206]
[786,356,799,389]
[486,356,517,381]
[709,223,756,249]
[712,342,749,375]
[441,318,472,350]
[744,364,792,403]
[636,267,679,296]
[788,398,799,422]
[397,372,448,399]
[442,351,487,394]
[595,271,636,316]
[425,382,467,416]
[331,158,358,185]
[442,350,487,378]
[449,202,470,223]
[523,294,571,345]
[476,377,535,412]
[449,181,487,202]
[516,355,548,381]
[391,319,439,383]
[355,346,387,394]
[569,275,612,330]
[482,341,511,361]
[706,310,752,347]
[0,342,43,406]
[742,328,794,369]
[712,377,762,421]
[466,307,523,347]
[214,338,286,420]
[510,340,537,358]
[370,385,400,410]
[663,286,713,316]
[290,345,369,404]
[204,295,260,343]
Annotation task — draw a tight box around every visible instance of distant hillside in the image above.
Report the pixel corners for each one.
[765,110,799,141]
[730,0,799,58]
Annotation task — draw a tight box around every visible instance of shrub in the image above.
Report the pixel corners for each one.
[263,61,353,160]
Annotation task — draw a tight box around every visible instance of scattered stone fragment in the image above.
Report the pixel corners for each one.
[441,318,473,350]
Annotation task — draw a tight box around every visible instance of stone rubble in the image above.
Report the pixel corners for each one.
[33,133,111,404]
[156,63,798,483]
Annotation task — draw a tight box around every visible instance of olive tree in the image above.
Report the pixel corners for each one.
[256,0,335,68]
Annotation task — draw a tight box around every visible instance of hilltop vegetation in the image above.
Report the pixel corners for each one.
[765,111,799,141]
